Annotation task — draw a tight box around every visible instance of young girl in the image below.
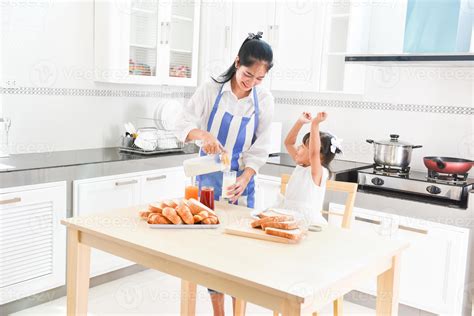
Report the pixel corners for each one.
[281,111,342,225]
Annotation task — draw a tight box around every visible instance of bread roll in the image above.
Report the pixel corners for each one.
[139,211,151,220]
[147,213,172,225]
[251,215,294,229]
[176,201,194,225]
[202,216,218,225]
[163,199,178,208]
[265,227,302,240]
[187,198,217,216]
[149,202,166,213]
[261,221,298,230]
[193,210,209,223]
[162,207,183,224]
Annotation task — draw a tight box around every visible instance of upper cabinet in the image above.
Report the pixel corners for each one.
[200,1,363,94]
[94,0,200,86]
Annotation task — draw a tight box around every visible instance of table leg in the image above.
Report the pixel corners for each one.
[234,298,247,316]
[376,254,401,316]
[67,228,91,316]
[282,302,301,316]
[181,280,197,316]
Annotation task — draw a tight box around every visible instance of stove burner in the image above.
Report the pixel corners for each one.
[427,170,468,185]
[373,165,410,177]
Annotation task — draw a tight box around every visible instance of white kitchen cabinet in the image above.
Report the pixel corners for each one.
[198,2,233,83]
[73,167,187,277]
[140,167,186,204]
[73,174,140,277]
[0,181,66,305]
[328,203,469,315]
[94,0,200,86]
[254,175,281,211]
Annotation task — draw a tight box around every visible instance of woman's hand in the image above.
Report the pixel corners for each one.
[298,112,312,125]
[226,169,254,203]
[312,112,327,124]
[201,132,225,155]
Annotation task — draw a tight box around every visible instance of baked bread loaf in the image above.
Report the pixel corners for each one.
[265,227,302,240]
[139,211,151,220]
[147,213,172,224]
[162,207,183,224]
[261,220,298,230]
[148,202,166,213]
[163,199,178,208]
[187,198,217,216]
[176,201,194,225]
[251,215,294,228]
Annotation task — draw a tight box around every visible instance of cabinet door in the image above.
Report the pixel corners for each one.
[141,167,187,204]
[74,176,140,277]
[392,216,468,315]
[199,2,233,84]
[158,0,200,86]
[230,2,275,90]
[255,175,281,211]
[270,2,325,91]
[0,182,66,305]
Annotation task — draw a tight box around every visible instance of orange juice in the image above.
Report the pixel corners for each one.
[185,185,199,200]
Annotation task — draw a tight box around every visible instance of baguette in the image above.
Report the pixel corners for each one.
[193,210,209,223]
[162,207,183,224]
[163,199,178,208]
[202,216,218,225]
[265,227,302,241]
[139,211,151,220]
[261,220,298,230]
[187,198,217,216]
[147,213,172,225]
[251,215,294,229]
[148,202,166,213]
[176,201,194,225]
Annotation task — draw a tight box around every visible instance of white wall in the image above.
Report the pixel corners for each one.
[1,0,473,172]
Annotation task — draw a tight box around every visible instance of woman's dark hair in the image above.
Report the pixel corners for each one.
[213,31,273,84]
[302,131,342,172]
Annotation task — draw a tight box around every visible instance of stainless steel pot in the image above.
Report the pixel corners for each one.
[366,134,422,168]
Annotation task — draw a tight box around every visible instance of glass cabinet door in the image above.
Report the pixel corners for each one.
[166,1,196,79]
[128,0,160,77]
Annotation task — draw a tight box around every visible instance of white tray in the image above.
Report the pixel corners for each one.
[148,224,220,229]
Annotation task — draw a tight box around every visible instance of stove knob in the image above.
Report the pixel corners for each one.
[426,185,441,195]
[371,177,384,186]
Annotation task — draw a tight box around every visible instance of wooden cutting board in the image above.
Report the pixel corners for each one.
[224,224,300,244]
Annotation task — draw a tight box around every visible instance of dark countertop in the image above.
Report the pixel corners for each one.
[0,146,197,173]
[267,153,373,174]
[0,149,373,175]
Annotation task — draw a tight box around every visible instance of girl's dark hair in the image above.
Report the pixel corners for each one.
[302,132,342,172]
[213,32,273,84]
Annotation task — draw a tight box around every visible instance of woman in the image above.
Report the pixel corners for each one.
[174,31,274,315]
[175,31,274,208]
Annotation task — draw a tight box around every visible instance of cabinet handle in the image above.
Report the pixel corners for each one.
[0,197,21,205]
[160,22,165,44]
[165,22,170,45]
[355,216,381,225]
[146,175,167,182]
[321,210,344,217]
[398,224,428,235]
[224,26,230,49]
[115,179,138,186]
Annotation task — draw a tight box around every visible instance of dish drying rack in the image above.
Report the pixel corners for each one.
[119,121,184,155]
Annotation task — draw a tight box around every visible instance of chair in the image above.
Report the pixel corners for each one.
[181,174,358,316]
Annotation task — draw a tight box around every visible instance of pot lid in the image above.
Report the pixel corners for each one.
[375,134,415,147]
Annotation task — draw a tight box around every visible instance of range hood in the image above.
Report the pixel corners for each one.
[345,54,474,67]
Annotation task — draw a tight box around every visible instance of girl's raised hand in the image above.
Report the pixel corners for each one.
[298,112,312,124]
[313,112,328,124]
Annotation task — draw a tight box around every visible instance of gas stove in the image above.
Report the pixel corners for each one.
[357,166,474,209]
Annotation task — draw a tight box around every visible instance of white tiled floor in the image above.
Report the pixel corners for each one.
[12,270,375,315]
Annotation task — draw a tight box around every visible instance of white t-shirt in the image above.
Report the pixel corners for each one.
[281,165,329,225]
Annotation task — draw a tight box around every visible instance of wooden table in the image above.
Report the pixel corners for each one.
[61,202,408,316]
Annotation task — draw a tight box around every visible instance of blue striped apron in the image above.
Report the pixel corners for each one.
[197,84,259,208]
